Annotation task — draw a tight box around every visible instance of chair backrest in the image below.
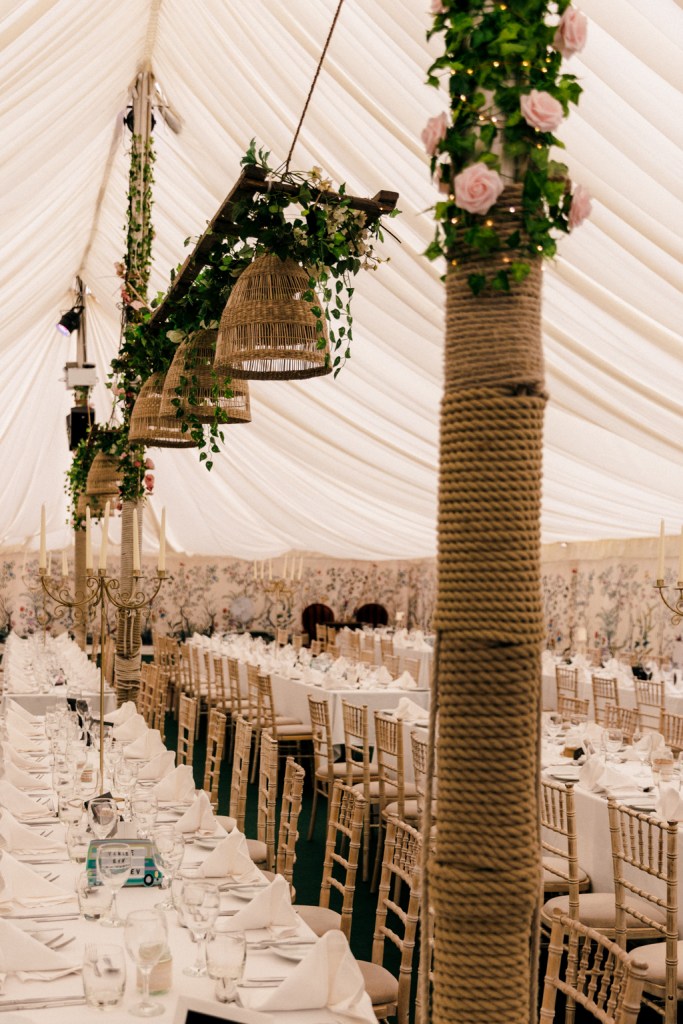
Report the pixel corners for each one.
[609,800,678,1024]
[402,656,420,682]
[179,642,194,695]
[229,716,253,832]
[342,700,372,789]
[202,708,227,809]
[326,626,338,650]
[212,654,230,715]
[383,653,399,676]
[558,695,590,724]
[339,631,360,660]
[177,694,197,766]
[556,665,579,701]
[375,710,407,819]
[310,639,323,655]
[410,729,431,821]
[308,694,335,786]
[227,657,243,717]
[603,704,638,744]
[276,628,288,647]
[319,781,366,940]
[151,663,170,741]
[661,710,683,754]
[257,731,279,871]
[291,633,304,651]
[246,663,262,725]
[275,757,306,887]
[592,675,619,726]
[634,678,664,733]
[257,672,278,736]
[316,622,328,644]
[137,662,156,725]
[540,780,581,920]
[380,637,394,658]
[372,818,422,1024]
[539,909,647,1024]
[359,647,375,666]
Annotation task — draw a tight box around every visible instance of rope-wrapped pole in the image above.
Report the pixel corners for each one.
[73,528,87,651]
[430,187,545,1024]
[114,499,143,706]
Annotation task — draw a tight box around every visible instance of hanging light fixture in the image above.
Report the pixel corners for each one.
[214,254,332,380]
[85,452,121,499]
[56,305,84,336]
[128,371,197,448]
[159,328,251,424]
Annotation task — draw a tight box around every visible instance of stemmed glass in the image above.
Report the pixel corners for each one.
[206,930,247,1003]
[151,826,185,910]
[179,880,220,976]
[604,727,623,763]
[631,727,649,778]
[96,841,132,928]
[114,762,138,821]
[88,796,119,839]
[124,908,168,1017]
[131,790,158,839]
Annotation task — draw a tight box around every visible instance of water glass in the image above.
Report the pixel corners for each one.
[60,794,85,826]
[604,728,623,761]
[652,751,675,792]
[66,820,91,863]
[82,943,126,1010]
[124,908,168,1018]
[151,826,185,910]
[77,872,114,921]
[206,930,246,1003]
[179,880,220,977]
[131,791,158,840]
[97,842,132,927]
[88,796,119,840]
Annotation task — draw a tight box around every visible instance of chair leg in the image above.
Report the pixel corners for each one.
[249,726,261,783]
[308,784,319,841]
[371,817,385,892]
[362,802,371,881]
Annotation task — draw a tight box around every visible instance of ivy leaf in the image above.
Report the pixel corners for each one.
[491,270,510,292]
[468,273,486,296]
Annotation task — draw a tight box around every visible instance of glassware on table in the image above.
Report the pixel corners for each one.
[97,841,132,928]
[67,819,91,863]
[124,908,168,1018]
[631,728,649,777]
[179,880,220,977]
[88,796,119,840]
[82,942,126,1010]
[151,826,185,910]
[651,749,675,792]
[61,794,85,826]
[131,790,158,840]
[77,871,114,921]
[604,727,623,762]
[114,762,138,821]
[206,929,246,1003]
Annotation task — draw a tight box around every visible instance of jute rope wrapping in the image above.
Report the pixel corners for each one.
[73,527,87,651]
[429,186,545,1024]
[159,328,251,424]
[85,453,120,498]
[114,500,142,706]
[129,372,197,449]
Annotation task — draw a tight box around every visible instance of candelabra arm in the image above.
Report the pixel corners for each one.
[100,571,166,611]
[654,581,683,627]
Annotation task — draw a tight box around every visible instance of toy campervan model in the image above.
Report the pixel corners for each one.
[86,839,162,887]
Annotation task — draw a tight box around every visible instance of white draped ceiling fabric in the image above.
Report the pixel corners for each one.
[1,0,681,562]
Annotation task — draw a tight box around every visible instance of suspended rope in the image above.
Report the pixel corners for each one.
[284,0,346,172]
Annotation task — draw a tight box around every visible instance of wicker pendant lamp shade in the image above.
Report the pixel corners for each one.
[128,371,197,448]
[159,328,251,424]
[215,254,332,380]
[85,452,120,498]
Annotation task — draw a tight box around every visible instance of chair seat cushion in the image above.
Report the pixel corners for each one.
[246,838,268,864]
[216,814,237,833]
[384,798,421,821]
[316,763,363,781]
[295,905,342,937]
[541,893,667,933]
[543,856,590,893]
[353,779,417,800]
[626,940,683,991]
[275,723,313,738]
[357,959,399,1007]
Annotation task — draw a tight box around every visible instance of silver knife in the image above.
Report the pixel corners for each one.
[0,996,86,1009]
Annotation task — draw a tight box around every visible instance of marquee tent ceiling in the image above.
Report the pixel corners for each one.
[1,0,682,561]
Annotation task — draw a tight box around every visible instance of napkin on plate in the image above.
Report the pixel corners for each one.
[655,783,683,821]
[1,760,50,791]
[0,781,53,821]
[376,666,393,687]
[577,756,640,796]
[113,713,148,743]
[153,764,196,803]
[0,917,80,986]
[193,829,262,882]
[5,745,49,771]
[394,697,428,724]
[137,750,175,782]
[0,850,74,909]
[220,874,299,932]
[175,791,226,837]
[5,727,48,753]
[395,670,418,691]
[6,711,43,738]
[124,728,166,760]
[103,700,137,725]
[6,700,42,724]
[0,809,65,855]
[244,929,375,1023]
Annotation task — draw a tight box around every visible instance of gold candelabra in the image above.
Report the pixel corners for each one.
[39,567,168,783]
[655,578,683,626]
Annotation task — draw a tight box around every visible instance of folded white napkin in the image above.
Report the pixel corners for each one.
[124,728,166,760]
[376,666,393,687]
[1,760,50,791]
[0,781,51,821]
[0,917,80,986]
[5,744,49,771]
[0,850,74,909]
[153,764,196,803]
[245,929,375,1022]
[103,700,138,725]
[113,713,148,743]
[220,874,299,932]
[396,670,418,691]
[137,749,176,781]
[175,791,226,837]
[0,809,65,854]
[6,700,41,723]
[194,828,262,882]
[5,726,48,752]
[577,756,640,795]
[6,711,43,737]
[394,697,429,724]
[655,783,683,821]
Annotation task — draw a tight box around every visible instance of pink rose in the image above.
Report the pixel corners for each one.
[454,163,505,215]
[144,473,155,486]
[568,184,591,229]
[421,112,449,157]
[554,8,587,58]
[145,457,155,470]
[520,90,563,133]
[430,0,447,12]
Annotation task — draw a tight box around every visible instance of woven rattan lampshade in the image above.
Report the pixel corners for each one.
[159,328,251,425]
[215,253,332,380]
[85,452,120,498]
[128,371,197,448]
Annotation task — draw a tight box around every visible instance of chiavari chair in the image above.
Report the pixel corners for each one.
[371,710,419,890]
[343,699,378,881]
[540,781,590,920]
[308,693,355,840]
[634,678,664,734]
[177,694,197,767]
[202,708,227,810]
[592,674,619,727]
[661,709,683,754]
[228,716,252,833]
[603,704,638,744]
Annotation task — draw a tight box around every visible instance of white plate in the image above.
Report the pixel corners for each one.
[194,835,223,849]
[271,944,312,962]
[230,885,266,901]
[549,768,580,781]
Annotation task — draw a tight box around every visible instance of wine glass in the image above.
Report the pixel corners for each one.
[96,841,132,927]
[604,727,623,762]
[179,880,220,976]
[206,930,247,1003]
[114,762,138,821]
[151,826,185,910]
[124,908,168,1017]
[88,796,119,840]
[131,790,158,840]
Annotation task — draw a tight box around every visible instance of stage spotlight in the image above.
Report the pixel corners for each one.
[56,306,83,335]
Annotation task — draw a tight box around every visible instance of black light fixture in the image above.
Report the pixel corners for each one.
[124,106,156,133]
[56,305,83,336]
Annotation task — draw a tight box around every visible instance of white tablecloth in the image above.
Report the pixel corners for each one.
[542,665,683,715]
[5,688,117,717]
